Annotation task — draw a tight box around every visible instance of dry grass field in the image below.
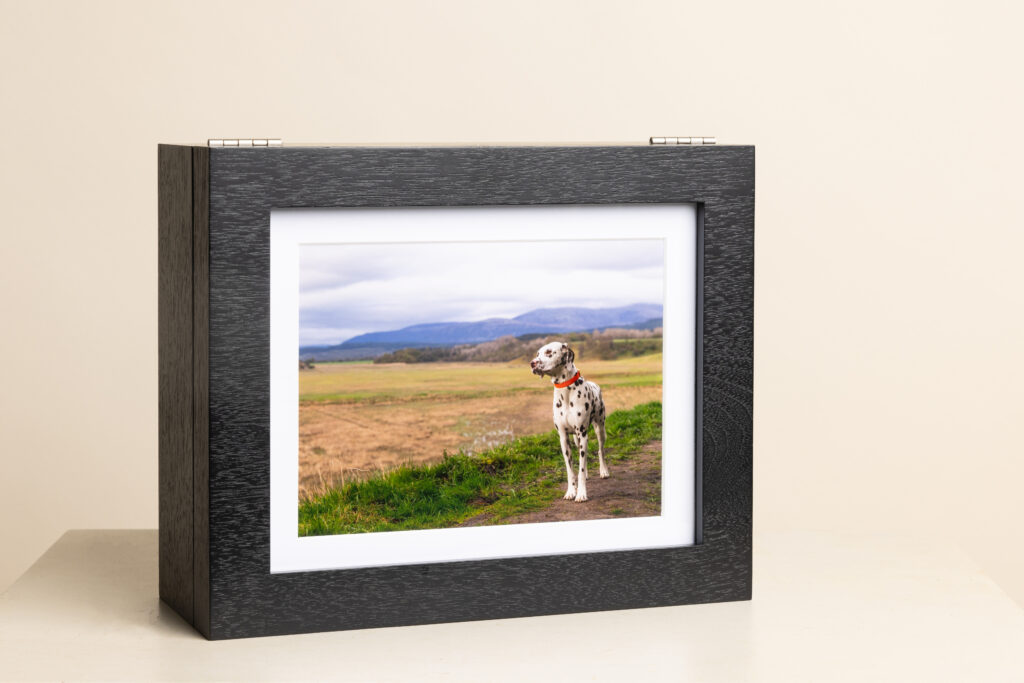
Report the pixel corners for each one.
[298,354,662,498]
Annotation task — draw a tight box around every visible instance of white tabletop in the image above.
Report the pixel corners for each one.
[1,529,1022,682]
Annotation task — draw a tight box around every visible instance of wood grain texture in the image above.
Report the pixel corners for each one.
[191,147,211,638]
[157,144,193,623]
[193,145,753,639]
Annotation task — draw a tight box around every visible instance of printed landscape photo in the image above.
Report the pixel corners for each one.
[296,238,665,536]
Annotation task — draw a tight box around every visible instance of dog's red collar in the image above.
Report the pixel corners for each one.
[553,371,581,389]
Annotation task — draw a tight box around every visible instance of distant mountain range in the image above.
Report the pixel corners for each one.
[300,303,662,361]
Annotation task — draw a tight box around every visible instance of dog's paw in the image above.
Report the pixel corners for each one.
[563,487,577,500]
[599,467,610,479]
[574,491,589,503]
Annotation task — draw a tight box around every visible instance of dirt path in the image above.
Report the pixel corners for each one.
[298,385,662,498]
[460,440,662,526]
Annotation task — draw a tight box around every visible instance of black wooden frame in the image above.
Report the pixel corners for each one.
[159,144,754,640]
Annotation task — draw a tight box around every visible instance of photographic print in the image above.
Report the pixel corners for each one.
[269,204,696,572]
[297,238,665,536]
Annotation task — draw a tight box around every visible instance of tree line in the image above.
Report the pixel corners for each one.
[373,328,662,364]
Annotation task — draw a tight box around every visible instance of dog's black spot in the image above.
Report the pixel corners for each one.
[585,402,589,409]
[569,401,573,407]
[577,411,581,416]
[559,410,563,415]
[556,401,561,408]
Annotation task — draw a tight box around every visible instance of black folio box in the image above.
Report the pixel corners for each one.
[158,142,754,640]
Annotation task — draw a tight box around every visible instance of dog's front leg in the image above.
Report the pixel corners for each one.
[574,431,589,502]
[558,427,576,500]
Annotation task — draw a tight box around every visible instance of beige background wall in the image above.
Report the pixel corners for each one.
[1,1,1021,604]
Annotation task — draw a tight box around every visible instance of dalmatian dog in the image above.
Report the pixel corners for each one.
[530,341,608,502]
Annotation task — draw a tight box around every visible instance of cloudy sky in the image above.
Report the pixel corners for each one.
[299,238,664,346]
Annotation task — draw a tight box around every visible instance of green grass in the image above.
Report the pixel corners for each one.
[298,401,662,536]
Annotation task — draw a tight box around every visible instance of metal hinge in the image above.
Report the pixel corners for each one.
[207,138,282,148]
[649,136,716,145]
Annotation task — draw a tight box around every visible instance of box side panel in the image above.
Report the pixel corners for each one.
[157,144,194,624]
[192,147,211,637]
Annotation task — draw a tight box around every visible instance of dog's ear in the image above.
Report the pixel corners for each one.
[562,343,574,365]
